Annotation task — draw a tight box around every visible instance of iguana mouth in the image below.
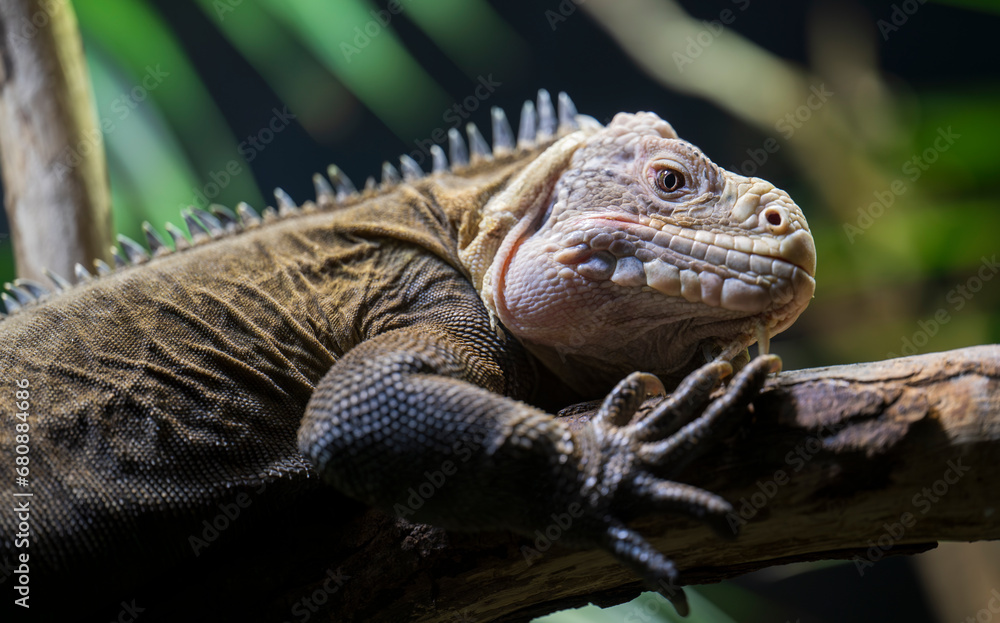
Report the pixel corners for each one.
[552,216,816,318]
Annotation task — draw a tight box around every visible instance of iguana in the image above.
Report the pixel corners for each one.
[0,90,815,618]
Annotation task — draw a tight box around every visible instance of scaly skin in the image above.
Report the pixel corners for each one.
[0,91,815,616]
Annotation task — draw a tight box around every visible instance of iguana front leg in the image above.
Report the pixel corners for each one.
[297,315,779,614]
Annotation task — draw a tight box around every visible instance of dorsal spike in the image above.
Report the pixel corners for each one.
[313,173,336,204]
[117,234,150,264]
[142,222,171,256]
[183,209,212,242]
[13,279,50,300]
[261,205,279,221]
[110,246,128,268]
[274,187,299,217]
[448,128,469,167]
[381,162,401,186]
[236,202,261,227]
[44,268,72,292]
[74,263,94,283]
[430,145,448,173]
[209,204,240,231]
[5,283,35,306]
[491,107,515,155]
[576,114,604,131]
[399,155,424,181]
[1,292,21,314]
[537,89,556,139]
[327,165,357,199]
[557,92,579,132]
[466,122,491,162]
[95,259,113,275]
[517,100,538,149]
[165,222,191,251]
[363,176,377,193]
[192,208,225,237]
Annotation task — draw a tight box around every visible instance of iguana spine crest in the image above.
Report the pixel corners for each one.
[0,89,585,320]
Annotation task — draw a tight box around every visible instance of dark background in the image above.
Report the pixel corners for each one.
[1,1,998,621]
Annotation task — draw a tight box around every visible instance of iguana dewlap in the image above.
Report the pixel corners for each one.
[0,90,815,614]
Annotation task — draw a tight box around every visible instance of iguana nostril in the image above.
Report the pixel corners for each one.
[763,207,788,233]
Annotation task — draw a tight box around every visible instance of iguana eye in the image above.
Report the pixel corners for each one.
[654,167,684,193]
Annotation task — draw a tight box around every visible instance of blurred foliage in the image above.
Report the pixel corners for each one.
[0,0,998,621]
[535,589,741,623]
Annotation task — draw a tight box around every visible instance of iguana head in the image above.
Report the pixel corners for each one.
[461,101,816,394]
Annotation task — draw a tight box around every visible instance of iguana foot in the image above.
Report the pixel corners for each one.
[577,354,781,615]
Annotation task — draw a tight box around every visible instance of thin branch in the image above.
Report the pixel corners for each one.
[321,345,1000,621]
[0,0,111,282]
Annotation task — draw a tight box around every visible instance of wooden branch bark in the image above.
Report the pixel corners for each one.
[312,345,1000,622]
[0,0,111,282]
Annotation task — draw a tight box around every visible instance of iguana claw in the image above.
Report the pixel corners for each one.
[578,354,781,615]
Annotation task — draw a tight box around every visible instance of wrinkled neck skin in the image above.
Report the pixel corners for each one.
[465,112,817,396]
[457,130,597,293]
[522,312,755,395]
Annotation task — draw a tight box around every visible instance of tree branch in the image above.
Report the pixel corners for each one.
[0,0,111,283]
[318,345,1000,622]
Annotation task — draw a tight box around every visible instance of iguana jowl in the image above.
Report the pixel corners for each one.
[0,90,815,614]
